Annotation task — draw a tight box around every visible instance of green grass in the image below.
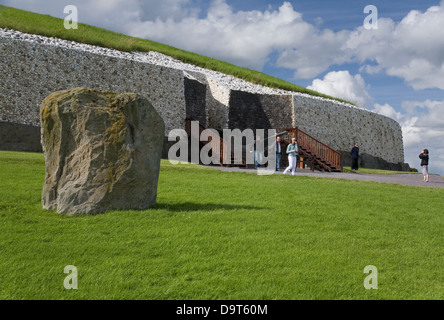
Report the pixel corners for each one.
[0,5,354,105]
[0,151,443,300]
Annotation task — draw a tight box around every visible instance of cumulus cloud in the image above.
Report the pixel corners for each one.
[276,29,352,79]
[371,100,444,174]
[125,0,444,87]
[127,1,315,70]
[402,99,444,129]
[346,5,444,90]
[307,71,372,107]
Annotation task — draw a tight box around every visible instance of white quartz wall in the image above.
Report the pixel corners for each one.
[0,28,405,164]
[0,31,186,133]
[293,95,405,164]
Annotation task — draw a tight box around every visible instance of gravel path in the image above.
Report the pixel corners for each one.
[213,166,444,188]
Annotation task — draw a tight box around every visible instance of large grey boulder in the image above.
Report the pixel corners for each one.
[40,87,165,214]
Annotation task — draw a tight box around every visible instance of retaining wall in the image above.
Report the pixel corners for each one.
[0,31,407,169]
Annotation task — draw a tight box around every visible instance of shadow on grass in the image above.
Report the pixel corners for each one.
[155,202,267,212]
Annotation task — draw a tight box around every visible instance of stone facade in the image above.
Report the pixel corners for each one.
[292,95,405,164]
[0,36,185,132]
[227,91,294,134]
[0,121,42,152]
[184,75,207,126]
[0,30,406,169]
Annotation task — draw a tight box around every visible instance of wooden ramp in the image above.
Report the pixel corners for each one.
[285,127,343,172]
[185,118,246,167]
[184,119,342,172]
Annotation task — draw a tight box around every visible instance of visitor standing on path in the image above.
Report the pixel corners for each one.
[276,136,282,171]
[419,149,429,182]
[351,142,360,171]
[283,138,298,175]
[249,136,263,169]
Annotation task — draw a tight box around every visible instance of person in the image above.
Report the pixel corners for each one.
[276,136,282,171]
[419,149,429,182]
[283,138,299,175]
[351,142,359,171]
[249,136,263,169]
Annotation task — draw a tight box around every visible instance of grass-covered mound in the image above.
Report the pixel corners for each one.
[0,151,442,299]
[0,5,353,105]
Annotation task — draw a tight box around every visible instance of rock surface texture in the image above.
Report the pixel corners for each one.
[40,88,165,214]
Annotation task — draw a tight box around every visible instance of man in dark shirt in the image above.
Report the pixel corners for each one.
[276,136,282,171]
[351,142,359,171]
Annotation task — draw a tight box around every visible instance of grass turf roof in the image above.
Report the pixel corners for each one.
[0,5,355,105]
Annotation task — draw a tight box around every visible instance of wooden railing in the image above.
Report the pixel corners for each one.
[184,120,340,171]
[286,127,343,172]
[185,118,244,166]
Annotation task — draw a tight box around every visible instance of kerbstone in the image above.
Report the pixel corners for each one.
[40,88,165,214]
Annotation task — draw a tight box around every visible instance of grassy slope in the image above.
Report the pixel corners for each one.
[0,151,442,300]
[0,5,353,105]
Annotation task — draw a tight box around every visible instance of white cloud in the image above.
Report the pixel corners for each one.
[371,100,444,174]
[372,103,409,124]
[119,1,354,77]
[129,1,444,89]
[346,5,444,90]
[307,71,372,107]
[127,1,316,70]
[123,0,444,88]
[402,100,444,129]
[276,29,352,79]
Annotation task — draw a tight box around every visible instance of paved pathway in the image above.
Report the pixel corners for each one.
[212,166,444,188]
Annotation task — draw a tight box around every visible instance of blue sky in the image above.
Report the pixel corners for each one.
[1,0,443,174]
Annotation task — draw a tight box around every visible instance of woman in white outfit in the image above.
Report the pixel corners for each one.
[283,138,299,175]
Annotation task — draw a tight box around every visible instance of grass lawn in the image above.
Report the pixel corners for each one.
[0,151,443,300]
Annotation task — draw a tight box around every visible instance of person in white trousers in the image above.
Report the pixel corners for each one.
[283,138,299,175]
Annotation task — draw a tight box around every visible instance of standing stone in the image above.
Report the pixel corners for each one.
[40,88,165,214]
